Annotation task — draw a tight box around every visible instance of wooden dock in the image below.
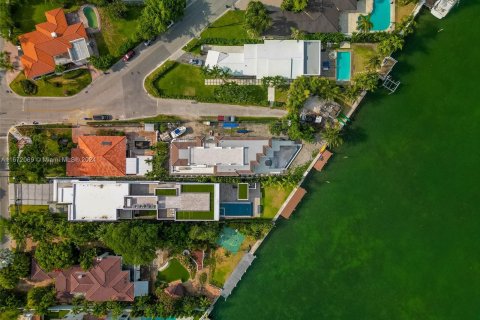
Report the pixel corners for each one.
[279,187,307,219]
[314,150,333,171]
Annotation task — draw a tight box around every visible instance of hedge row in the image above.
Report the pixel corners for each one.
[144,60,177,97]
[184,37,263,52]
[305,31,392,44]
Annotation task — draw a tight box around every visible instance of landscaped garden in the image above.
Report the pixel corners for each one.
[238,183,249,200]
[10,69,92,97]
[184,10,257,53]
[93,5,144,58]
[177,184,215,220]
[9,126,74,183]
[157,258,190,283]
[145,61,269,106]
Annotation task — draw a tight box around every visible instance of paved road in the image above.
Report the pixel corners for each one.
[0,0,285,135]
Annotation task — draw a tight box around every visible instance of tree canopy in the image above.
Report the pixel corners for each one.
[34,241,76,272]
[0,251,30,289]
[245,1,272,37]
[137,0,186,39]
[27,286,56,315]
[99,222,160,265]
[281,0,309,12]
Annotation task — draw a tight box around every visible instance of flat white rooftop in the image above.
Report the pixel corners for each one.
[189,146,245,166]
[71,182,129,221]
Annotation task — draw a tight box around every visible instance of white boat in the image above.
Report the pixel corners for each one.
[431,0,458,19]
[170,126,187,139]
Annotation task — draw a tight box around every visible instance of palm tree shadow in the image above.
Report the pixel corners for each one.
[343,125,367,146]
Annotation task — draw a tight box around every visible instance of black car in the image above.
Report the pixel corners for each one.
[144,36,156,46]
[92,114,112,121]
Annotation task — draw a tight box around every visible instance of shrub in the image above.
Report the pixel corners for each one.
[281,0,308,12]
[54,64,66,74]
[20,79,37,95]
[117,39,135,56]
[63,69,85,79]
[305,32,347,43]
[144,60,177,97]
[213,83,267,105]
[106,0,127,18]
[89,54,114,71]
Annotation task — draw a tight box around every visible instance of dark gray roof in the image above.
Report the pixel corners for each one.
[266,0,357,36]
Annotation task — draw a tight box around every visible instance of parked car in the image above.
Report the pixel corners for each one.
[170,126,187,139]
[189,58,204,66]
[92,114,112,121]
[144,36,156,46]
[123,50,135,62]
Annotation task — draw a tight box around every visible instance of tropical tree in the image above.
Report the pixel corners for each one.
[357,14,373,33]
[367,54,382,71]
[353,71,379,92]
[378,35,404,56]
[322,123,343,148]
[137,0,187,39]
[281,0,309,12]
[0,251,30,289]
[395,15,417,36]
[244,1,272,37]
[27,286,56,315]
[290,27,305,40]
[0,51,14,71]
[34,241,76,272]
[99,222,160,265]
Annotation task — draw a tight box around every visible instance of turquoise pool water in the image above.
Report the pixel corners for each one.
[371,0,391,31]
[336,51,351,81]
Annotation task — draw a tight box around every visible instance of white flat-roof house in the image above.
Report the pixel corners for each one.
[205,40,322,79]
[53,180,220,222]
[170,136,302,176]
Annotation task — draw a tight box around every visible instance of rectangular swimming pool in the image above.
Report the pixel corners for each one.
[336,51,351,81]
[371,0,391,31]
[220,202,253,217]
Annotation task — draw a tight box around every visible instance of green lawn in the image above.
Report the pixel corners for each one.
[351,44,378,74]
[185,10,251,53]
[157,258,190,283]
[201,10,248,39]
[94,5,144,57]
[44,310,70,320]
[177,184,215,221]
[154,62,214,99]
[238,183,249,200]
[262,185,293,219]
[10,70,92,97]
[12,0,79,33]
[151,62,267,105]
[155,188,178,196]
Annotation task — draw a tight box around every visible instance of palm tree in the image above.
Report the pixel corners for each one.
[357,14,373,33]
[290,27,305,40]
[367,54,382,71]
[322,123,344,148]
[245,1,272,37]
[379,35,404,56]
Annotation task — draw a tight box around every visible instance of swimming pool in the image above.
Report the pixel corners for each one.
[371,0,391,31]
[220,202,253,217]
[83,7,98,29]
[336,51,351,81]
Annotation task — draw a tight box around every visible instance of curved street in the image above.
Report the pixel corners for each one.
[0,0,286,135]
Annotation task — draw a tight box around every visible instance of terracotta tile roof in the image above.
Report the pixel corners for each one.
[51,256,135,302]
[164,280,185,299]
[30,259,53,282]
[67,136,127,177]
[18,8,88,79]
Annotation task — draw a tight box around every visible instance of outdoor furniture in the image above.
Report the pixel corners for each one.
[322,61,330,71]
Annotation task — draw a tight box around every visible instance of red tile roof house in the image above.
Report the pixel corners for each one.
[18,8,92,79]
[31,256,149,302]
[67,136,127,177]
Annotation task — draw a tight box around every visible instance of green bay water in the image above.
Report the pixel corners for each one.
[212,4,480,320]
